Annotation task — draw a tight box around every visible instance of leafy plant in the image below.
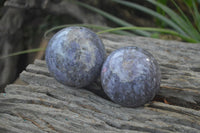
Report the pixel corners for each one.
[96,26,196,42]
[111,0,200,42]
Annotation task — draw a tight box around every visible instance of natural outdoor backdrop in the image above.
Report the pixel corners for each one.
[0,0,199,92]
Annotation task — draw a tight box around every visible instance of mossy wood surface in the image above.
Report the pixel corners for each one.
[0,34,200,133]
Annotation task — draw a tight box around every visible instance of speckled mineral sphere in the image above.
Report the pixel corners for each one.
[101,46,161,107]
[45,27,106,87]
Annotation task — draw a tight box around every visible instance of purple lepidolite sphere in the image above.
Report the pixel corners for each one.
[101,46,161,107]
[45,27,106,87]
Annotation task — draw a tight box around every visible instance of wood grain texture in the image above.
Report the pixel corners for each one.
[1,34,200,133]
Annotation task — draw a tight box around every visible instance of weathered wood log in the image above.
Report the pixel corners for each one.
[0,34,200,133]
[0,7,24,92]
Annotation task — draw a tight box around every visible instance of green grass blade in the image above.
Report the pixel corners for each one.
[156,0,168,27]
[171,0,200,40]
[182,0,200,32]
[97,26,198,43]
[0,48,45,59]
[192,1,200,32]
[70,0,151,37]
[183,0,193,7]
[172,0,193,26]
[44,24,134,39]
[156,0,167,15]
[148,0,200,40]
[111,0,186,35]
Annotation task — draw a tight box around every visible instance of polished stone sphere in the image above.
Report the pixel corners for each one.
[45,27,106,87]
[101,46,161,107]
